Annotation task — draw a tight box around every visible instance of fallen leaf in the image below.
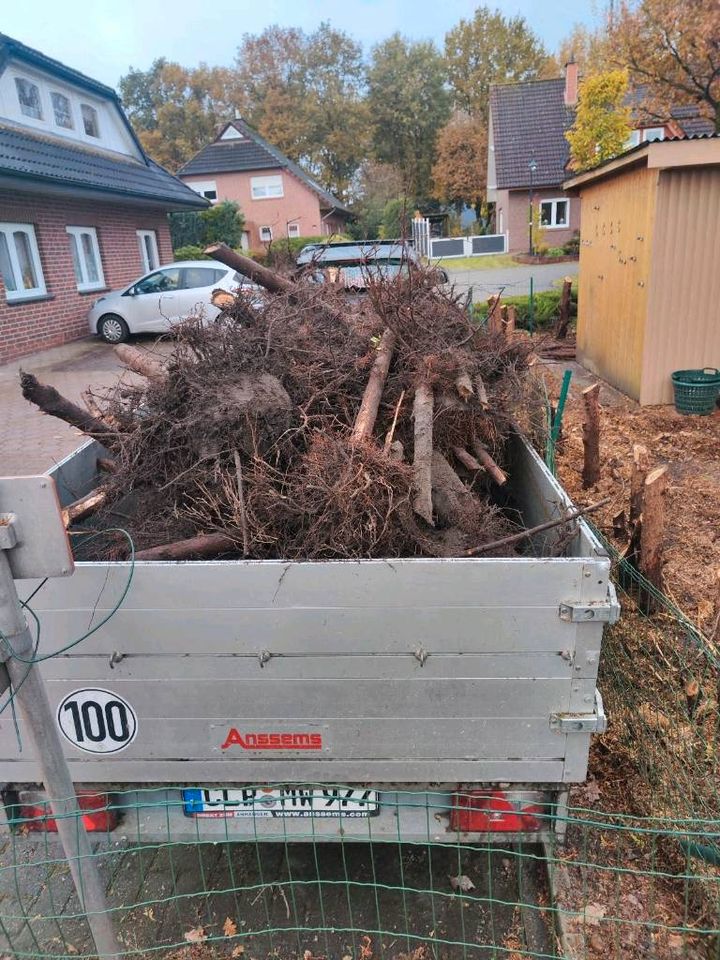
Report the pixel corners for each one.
[360,935,373,959]
[184,927,207,943]
[223,917,238,937]
[142,906,155,921]
[584,780,601,802]
[449,874,475,892]
[231,947,245,958]
[583,903,606,926]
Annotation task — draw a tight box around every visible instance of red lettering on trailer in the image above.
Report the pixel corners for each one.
[221,729,323,750]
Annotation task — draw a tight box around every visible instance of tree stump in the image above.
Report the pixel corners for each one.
[581,382,601,488]
[639,466,668,604]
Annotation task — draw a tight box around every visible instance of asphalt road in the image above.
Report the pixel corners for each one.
[448,262,578,301]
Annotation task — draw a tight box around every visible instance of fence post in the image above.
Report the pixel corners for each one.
[529,276,535,333]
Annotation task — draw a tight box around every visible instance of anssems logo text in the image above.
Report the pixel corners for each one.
[221,729,323,750]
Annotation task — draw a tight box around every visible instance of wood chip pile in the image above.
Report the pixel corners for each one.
[21,245,537,561]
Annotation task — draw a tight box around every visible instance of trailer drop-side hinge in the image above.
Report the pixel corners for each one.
[559,586,620,624]
[550,691,607,734]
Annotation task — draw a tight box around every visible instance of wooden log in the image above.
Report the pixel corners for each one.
[455,371,474,401]
[556,277,573,339]
[487,295,502,334]
[412,382,434,525]
[383,389,405,453]
[21,372,116,439]
[474,374,490,409]
[204,243,294,295]
[210,288,237,311]
[639,466,668,594]
[452,446,483,473]
[114,345,167,383]
[431,451,479,524]
[62,489,107,528]
[629,444,650,526]
[471,438,508,486]
[135,532,237,561]
[581,382,601,488]
[504,305,517,338]
[352,328,397,442]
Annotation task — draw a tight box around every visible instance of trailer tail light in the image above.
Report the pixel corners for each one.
[17,792,118,833]
[450,791,546,833]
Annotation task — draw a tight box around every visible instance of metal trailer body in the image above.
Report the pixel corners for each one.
[0,433,618,843]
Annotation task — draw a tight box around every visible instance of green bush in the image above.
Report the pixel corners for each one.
[473,285,577,330]
[563,233,580,256]
[173,245,209,262]
[168,211,205,249]
[199,201,244,247]
[546,246,566,257]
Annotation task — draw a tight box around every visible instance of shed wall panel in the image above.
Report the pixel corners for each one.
[576,166,657,400]
[641,167,720,404]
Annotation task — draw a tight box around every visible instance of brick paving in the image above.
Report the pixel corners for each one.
[0,335,172,475]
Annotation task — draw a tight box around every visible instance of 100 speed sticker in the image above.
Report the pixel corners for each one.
[57,688,138,754]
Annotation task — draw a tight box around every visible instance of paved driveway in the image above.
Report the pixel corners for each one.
[449,261,577,301]
[0,337,170,475]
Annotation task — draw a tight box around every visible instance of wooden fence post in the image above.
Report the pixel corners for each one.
[639,466,668,597]
[581,382,601,488]
[556,277,573,339]
[629,444,650,526]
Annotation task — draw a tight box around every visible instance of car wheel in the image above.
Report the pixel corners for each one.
[98,314,129,344]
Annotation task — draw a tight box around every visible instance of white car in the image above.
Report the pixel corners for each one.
[88,259,253,343]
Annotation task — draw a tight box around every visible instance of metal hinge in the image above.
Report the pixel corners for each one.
[550,691,607,734]
[559,585,620,624]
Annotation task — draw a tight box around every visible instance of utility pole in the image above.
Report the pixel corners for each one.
[0,475,123,958]
[528,157,537,256]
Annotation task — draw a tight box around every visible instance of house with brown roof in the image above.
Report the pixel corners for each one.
[177,120,352,250]
[0,32,206,364]
[487,63,713,254]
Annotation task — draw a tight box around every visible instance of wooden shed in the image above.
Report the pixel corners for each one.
[564,137,720,405]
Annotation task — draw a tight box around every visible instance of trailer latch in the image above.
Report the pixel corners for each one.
[550,691,607,734]
[559,587,620,624]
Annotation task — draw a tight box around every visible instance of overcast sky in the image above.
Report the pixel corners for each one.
[3,0,599,87]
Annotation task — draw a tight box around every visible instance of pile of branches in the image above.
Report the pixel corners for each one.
[22,245,535,561]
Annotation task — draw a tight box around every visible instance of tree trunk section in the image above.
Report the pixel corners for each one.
[62,489,107,528]
[630,444,650,526]
[471,438,508,486]
[431,450,477,523]
[114,345,167,383]
[412,382,434,525]
[135,532,237,561]
[204,243,295,295]
[556,278,573,339]
[639,466,668,597]
[21,372,116,440]
[581,382,601,488]
[352,328,396,442]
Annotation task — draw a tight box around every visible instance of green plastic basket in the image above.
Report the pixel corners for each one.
[671,368,720,415]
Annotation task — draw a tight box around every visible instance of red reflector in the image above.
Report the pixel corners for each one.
[450,791,545,833]
[19,792,117,833]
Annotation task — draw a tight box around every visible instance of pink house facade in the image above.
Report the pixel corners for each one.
[178,120,351,250]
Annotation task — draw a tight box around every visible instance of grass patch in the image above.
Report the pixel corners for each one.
[433,253,517,272]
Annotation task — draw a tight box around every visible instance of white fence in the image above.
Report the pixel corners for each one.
[411,216,507,260]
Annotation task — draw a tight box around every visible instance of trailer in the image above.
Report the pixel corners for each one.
[0,431,618,844]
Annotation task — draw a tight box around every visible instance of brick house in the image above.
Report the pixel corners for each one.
[487,64,712,254]
[177,119,351,249]
[0,33,206,364]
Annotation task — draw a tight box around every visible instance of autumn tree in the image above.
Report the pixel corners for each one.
[366,34,451,199]
[566,70,633,170]
[557,22,612,76]
[119,60,240,170]
[610,0,720,131]
[445,7,554,121]
[432,119,488,217]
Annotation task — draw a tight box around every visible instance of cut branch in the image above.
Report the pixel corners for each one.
[114,345,167,383]
[352,328,396,442]
[639,466,668,595]
[233,449,250,558]
[630,444,650,526]
[383,389,405,453]
[412,381,434,525]
[466,498,611,556]
[62,489,107,528]
[21,372,116,439]
[452,446,483,472]
[135,532,237,561]
[471,438,508,486]
[581,382,601,488]
[204,243,294,295]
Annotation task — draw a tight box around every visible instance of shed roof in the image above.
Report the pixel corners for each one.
[563,133,720,192]
[489,78,574,190]
[178,119,350,215]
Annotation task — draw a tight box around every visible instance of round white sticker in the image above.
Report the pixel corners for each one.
[57,688,138,754]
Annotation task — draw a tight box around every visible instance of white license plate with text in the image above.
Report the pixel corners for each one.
[183,786,380,818]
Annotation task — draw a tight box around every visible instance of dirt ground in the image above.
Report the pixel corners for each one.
[543,360,720,630]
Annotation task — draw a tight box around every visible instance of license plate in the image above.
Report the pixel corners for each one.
[182,787,380,819]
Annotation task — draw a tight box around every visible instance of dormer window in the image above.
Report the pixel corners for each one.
[81,104,99,138]
[15,77,43,120]
[51,92,73,129]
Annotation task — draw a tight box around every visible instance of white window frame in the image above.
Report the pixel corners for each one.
[251,175,284,200]
[0,222,47,302]
[50,91,74,129]
[186,180,218,202]
[14,76,43,120]
[66,226,105,292]
[259,226,273,243]
[137,230,160,273]
[80,103,100,138]
[287,223,300,239]
[539,198,570,229]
